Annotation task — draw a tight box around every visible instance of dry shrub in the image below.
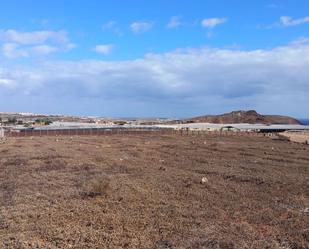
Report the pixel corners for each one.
[81,174,111,198]
[4,158,27,167]
[190,237,235,249]
[39,158,66,171]
[154,240,173,249]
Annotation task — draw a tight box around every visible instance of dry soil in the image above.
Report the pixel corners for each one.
[0,134,308,248]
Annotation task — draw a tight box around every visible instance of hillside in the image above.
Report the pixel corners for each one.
[182,110,301,125]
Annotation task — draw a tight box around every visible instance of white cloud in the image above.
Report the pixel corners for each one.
[280,16,309,26]
[2,43,28,58]
[0,30,69,45]
[1,41,309,116]
[167,16,182,29]
[0,29,74,58]
[201,18,227,28]
[94,44,114,55]
[31,45,58,55]
[0,78,14,86]
[1,43,60,58]
[102,21,117,30]
[65,43,77,50]
[290,37,309,45]
[130,21,153,34]
[102,21,122,36]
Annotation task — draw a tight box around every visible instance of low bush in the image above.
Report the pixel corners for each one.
[81,174,111,198]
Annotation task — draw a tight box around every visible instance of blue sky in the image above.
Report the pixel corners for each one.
[0,0,309,118]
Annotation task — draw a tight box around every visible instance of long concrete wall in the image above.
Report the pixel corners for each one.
[6,128,266,138]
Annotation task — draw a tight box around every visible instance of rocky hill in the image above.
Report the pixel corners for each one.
[181,110,301,125]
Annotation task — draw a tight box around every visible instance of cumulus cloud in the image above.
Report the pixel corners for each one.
[201,18,227,28]
[0,29,74,58]
[94,44,114,55]
[130,21,153,34]
[290,37,309,46]
[0,30,69,45]
[2,43,28,58]
[167,16,183,29]
[0,78,14,86]
[280,16,309,26]
[32,45,59,55]
[102,21,117,30]
[102,21,122,36]
[1,41,309,116]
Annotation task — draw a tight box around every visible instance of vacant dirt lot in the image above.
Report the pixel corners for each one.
[282,132,309,145]
[0,134,308,249]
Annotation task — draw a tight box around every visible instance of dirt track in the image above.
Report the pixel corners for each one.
[0,134,308,248]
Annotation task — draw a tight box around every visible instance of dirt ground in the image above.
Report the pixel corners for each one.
[282,132,309,145]
[0,134,308,249]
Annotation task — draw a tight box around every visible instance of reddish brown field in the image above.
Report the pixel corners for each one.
[0,134,308,249]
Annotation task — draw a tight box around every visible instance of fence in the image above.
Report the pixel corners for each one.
[5,128,267,138]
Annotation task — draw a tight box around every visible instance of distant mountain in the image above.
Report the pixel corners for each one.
[299,119,309,125]
[178,110,301,125]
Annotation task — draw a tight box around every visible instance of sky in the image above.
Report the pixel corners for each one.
[0,0,309,118]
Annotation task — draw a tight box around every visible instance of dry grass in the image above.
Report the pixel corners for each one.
[0,134,308,248]
[81,174,111,198]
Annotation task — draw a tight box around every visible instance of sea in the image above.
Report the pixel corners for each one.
[299,119,309,125]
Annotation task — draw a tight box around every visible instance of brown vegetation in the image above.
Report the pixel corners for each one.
[0,134,308,248]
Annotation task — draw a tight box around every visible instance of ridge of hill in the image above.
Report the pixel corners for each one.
[180,110,301,125]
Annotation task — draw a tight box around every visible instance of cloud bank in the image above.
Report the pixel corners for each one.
[0,42,309,117]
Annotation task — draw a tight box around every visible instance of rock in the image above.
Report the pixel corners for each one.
[201,177,208,184]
